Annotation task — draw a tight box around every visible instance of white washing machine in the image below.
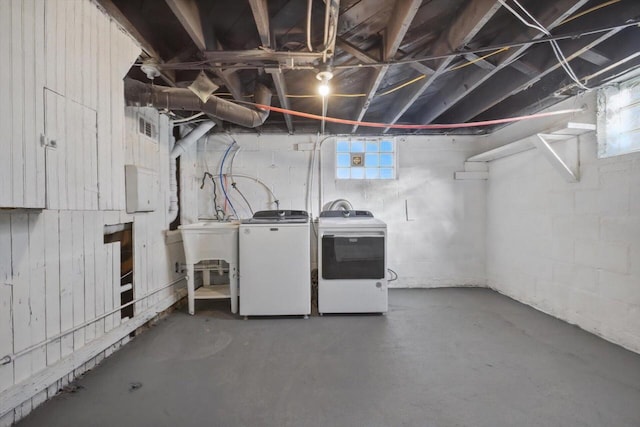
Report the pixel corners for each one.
[318,210,388,314]
[239,210,311,318]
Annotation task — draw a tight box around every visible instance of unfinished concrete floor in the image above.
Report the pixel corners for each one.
[18,288,640,427]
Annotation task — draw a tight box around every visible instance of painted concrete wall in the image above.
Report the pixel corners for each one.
[0,3,188,425]
[196,133,490,288]
[486,93,640,354]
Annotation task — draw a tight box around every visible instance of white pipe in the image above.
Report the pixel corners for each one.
[1,277,186,364]
[307,0,313,52]
[169,121,216,223]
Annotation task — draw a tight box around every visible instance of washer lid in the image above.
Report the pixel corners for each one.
[243,210,309,223]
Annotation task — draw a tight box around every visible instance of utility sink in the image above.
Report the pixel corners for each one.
[179,221,240,314]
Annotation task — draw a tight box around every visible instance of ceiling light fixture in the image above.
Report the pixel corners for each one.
[316,68,334,97]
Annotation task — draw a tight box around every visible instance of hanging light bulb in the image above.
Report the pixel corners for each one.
[316,68,334,97]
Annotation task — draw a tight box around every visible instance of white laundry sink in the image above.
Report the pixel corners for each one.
[179,221,240,315]
[179,221,239,265]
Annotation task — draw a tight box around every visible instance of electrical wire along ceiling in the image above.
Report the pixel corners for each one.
[100,0,640,135]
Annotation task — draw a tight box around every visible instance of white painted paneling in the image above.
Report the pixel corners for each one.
[0,2,188,420]
[11,214,31,385]
[0,0,46,208]
[44,92,98,211]
[10,0,25,208]
[0,215,13,394]
[72,211,85,351]
[58,211,73,359]
[28,213,46,377]
[83,212,96,343]
[0,1,12,207]
[94,212,106,339]
[97,10,113,210]
[43,211,61,369]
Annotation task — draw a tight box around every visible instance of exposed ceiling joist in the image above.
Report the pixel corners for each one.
[476,30,640,123]
[266,68,294,134]
[249,1,292,133]
[462,52,496,70]
[350,0,423,132]
[443,28,623,123]
[413,0,591,126]
[203,49,322,65]
[382,0,502,132]
[579,49,610,66]
[165,0,207,51]
[249,0,271,48]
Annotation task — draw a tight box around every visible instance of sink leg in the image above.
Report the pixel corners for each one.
[187,263,195,315]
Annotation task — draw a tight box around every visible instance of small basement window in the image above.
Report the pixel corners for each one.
[336,138,396,180]
[597,73,640,158]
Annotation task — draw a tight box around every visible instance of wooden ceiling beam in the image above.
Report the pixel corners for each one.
[380,0,502,132]
[164,0,207,51]
[350,0,422,132]
[266,68,294,134]
[249,0,271,48]
[438,0,640,124]
[412,0,591,126]
[443,29,622,123]
[476,30,640,127]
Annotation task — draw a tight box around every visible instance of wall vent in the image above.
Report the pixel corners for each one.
[138,116,156,140]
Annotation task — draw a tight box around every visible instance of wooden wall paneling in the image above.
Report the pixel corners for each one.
[55,0,66,96]
[103,210,120,332]
[94,211,105,339]
[134,217,146,313]
[0,410,14,427]
[43,211,61,371]
[11,214,31,385]
[111,22,125,211]
[27,213,46,378]
[81,0,91,110]
[84,107,99,210]
[58,211,73,358]
[0,216,14,394]
[124,109,136,165]
[58,96,69,209]
[44,0,56,91]
[83,212,96,344]
[66,0,80,104]
[88,3,98,111]
[103,243,113,333]
[0,1,11,207]
[97,11,113,210]
[71,211,85,351]
[44,90,59,210]
[11,0,25,208]
[72,101,82,210]
[112,243,121,328]
[34,0,46,207]
[22,0,38,208]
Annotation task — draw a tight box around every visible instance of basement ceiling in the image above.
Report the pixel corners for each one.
[99,0,640,135]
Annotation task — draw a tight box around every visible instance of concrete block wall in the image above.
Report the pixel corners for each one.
[197,133,490,288]
[486,125,640,353]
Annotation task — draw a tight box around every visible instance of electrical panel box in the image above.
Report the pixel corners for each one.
[125,164,158,213]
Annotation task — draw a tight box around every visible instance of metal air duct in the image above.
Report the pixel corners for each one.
[124,79,272,128]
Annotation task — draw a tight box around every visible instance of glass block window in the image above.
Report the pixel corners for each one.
[336,138,396,180]
[597,74,640,158]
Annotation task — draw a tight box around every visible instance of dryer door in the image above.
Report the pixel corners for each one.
[321,234,385,279]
